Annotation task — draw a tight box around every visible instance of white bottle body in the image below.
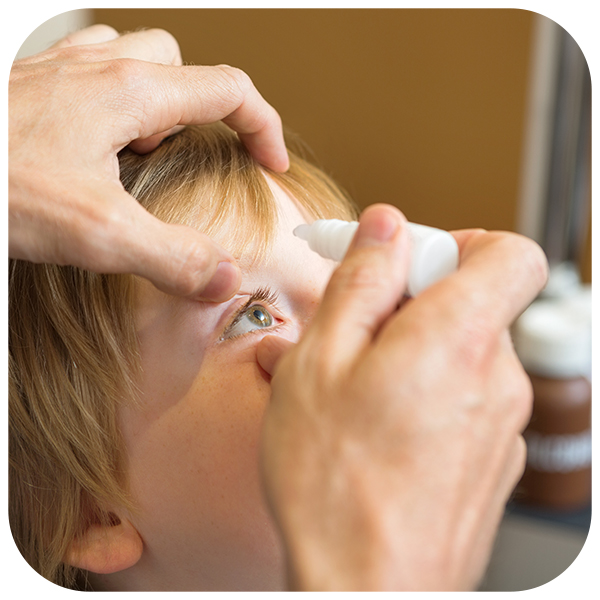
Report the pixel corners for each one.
[294,219,459,296]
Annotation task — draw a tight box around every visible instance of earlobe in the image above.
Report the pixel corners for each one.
[65,516,143,574]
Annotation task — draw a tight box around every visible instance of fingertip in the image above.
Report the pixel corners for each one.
[352,204,407,250]
[271,150,290,173]
[257,335,295,376]
[197,260,242,302]
[238,131,290,173]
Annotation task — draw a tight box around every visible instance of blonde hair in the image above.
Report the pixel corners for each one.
[9,123,357,588]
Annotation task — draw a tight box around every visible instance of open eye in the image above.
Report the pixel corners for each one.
[221,304,275,340]
[247,306,273,328]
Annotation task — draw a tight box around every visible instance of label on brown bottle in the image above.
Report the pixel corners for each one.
[518,374,592,510]
[525,429,591,472]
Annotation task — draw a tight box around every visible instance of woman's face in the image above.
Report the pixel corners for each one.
[112,177,337,590]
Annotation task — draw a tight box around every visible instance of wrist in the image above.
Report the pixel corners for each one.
[271,465,406,591]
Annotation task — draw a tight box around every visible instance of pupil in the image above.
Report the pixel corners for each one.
[251,308,271,327]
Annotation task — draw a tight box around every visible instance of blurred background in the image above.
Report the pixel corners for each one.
[15,8,592,592]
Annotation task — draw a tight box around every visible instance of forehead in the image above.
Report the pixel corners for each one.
[229,184,339,303]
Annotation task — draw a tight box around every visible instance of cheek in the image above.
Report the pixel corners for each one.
[120,353,272,539]
[193,355,271,459]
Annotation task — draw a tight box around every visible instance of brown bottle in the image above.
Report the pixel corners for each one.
[513,292,591,510]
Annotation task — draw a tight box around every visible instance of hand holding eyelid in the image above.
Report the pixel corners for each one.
[9,25,286,300]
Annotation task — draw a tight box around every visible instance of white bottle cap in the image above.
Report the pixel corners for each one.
[406,222,459,297]
[513,296,591,379]
[293,218,459,296]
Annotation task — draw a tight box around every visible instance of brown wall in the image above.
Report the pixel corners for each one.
[95,8,535,235]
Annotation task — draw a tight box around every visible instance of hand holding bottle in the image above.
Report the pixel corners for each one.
[258,204,548,590]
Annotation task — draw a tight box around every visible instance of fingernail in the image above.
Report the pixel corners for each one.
[199,261,241,302]
[354,210,402,248]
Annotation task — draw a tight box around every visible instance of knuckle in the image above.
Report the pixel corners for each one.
[520,236,549,291]
[145,28,182,61]
[511,435,528,481]
[146,27,178,46]
[101,57,145,85]
[94,24,120,38]
[55,32,80,49]
[215,64,253,96]
[515,435,528,466]
[499,232,549,292]
[506,364,534,428]
[84,199,125,248]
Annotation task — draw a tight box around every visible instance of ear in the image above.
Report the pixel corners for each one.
[65,515,143,574]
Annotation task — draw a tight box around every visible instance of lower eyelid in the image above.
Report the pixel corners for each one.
[220,321,285,343]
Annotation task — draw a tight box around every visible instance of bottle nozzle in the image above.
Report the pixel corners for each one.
[293,224,311,241]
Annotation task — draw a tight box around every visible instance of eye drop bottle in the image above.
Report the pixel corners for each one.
[294,218,459,296]
[513,292,592,510]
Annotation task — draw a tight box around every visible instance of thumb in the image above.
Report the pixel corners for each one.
[124,214,243,301]
[76,184,242,301]
[257,336,296,377]
[306,204,411,369]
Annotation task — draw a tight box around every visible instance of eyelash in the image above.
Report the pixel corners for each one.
[220,286,281,342]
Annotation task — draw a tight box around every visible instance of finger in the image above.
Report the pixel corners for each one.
[122,214,242,301]
[121,63,288,172]
[51,26,182,66]
[98,28,183,66]
[379,229,548,359]
[498,331,534,433]
[127,125,186,154]
[49,24,119,48]
[222,66,289,171]
[448,230,548,331]
[304,204,410,369]
[64,183,242,301]
[257,336,296,377]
